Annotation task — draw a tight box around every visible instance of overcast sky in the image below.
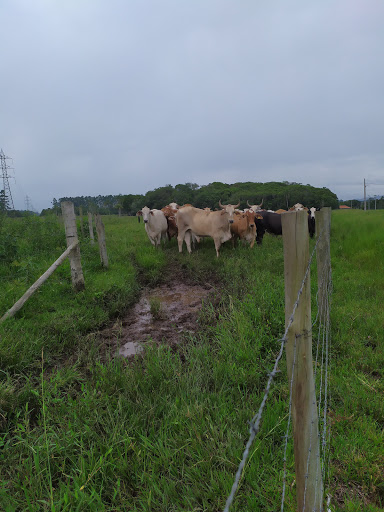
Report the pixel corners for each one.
[1,0,384,211]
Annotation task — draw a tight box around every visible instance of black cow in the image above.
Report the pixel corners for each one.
[308,207,320,238]
[255,210,316,245]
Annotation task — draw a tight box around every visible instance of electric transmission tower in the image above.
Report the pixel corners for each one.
[0,148,15,210]
[25,195,33,212]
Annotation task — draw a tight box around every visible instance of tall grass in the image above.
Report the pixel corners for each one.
[0,211,383,511]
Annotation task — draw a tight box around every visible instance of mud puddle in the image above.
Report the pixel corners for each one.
[101,280,215,358]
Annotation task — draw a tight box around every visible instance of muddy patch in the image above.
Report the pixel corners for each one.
[101,280,215,358]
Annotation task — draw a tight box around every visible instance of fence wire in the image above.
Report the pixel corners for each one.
[223,231,327,512]
[300,260,332,512]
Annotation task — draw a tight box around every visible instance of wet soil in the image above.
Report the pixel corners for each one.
[99,277,216,359]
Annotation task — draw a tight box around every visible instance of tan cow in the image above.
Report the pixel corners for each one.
[176,201,240,257]
[247,199,263,212]
[231,210,256,248]
[275,209,287,214]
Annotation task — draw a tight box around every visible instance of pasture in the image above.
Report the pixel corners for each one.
[0,210,383,511]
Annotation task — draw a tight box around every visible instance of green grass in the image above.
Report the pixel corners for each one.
[0,211,383,511]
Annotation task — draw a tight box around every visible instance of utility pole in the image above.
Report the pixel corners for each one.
[0,149,15,210]
[364,179,367,211]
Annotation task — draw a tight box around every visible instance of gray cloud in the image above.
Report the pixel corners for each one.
[1,0,384,211]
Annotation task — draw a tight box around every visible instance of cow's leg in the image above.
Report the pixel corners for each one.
[213,237,221,258]
[177,230,186,253]
[184,230,192,254]
[191,233,200,248]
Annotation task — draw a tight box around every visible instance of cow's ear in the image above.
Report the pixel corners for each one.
[150,210,154,215]
[255,213,263,219]
[137,211,142,216]
[221,210,226,215]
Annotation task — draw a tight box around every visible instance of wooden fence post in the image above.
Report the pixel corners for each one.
[88,212,95,245]
[316,208,331,321]
[0,241,79,323]
[95,213,108,268]
[281,210,322,512]
[61,201,85,291]
[79,206,85,238]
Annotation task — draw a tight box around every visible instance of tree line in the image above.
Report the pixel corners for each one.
[39,181,340,216]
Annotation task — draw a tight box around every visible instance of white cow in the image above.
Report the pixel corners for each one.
[290,203,305,211]
[176,201,240,257]
[138,206,168,247]
[247,199,263,212]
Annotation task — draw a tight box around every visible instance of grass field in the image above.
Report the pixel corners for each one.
[0,210,383,511]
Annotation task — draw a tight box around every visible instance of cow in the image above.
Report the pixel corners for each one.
[231,210,256,248]
[275,209,287,214]
[138,206,168,247]
[308,207,320,238]
[168,202,179,210]
[254,211,281,245]
[255,209,317,244]
[176,201,240,257]
[161,205,179,239]
[289,203,306,211]
[247,199,263,212]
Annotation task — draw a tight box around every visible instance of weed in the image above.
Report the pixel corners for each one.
[149,297,163,320]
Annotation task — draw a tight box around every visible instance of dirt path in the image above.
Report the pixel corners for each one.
[99,273,216,358]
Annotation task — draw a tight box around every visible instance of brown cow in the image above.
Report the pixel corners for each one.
[161,205,179,239]
[230,210,256,248]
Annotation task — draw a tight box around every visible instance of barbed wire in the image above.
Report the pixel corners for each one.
[302,262,332,512]
[281,334,298,511]
[223,230,325,512]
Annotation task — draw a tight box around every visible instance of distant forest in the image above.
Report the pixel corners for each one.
[42,181,344,216]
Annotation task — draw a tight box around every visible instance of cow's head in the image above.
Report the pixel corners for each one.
[291,203,305,211]
[309,207,319,219]
[307,209,317,238]
[245,209,255,228]
[141,206,153,223]
[247,199,263,212]
[219,200,240,223]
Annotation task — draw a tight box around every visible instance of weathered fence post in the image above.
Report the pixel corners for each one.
[88,211,95,245]
[61,201,85,291]
[281,210,322,512]
[95,213,108,268]
[79,206,85,238]
[316,208,332,321]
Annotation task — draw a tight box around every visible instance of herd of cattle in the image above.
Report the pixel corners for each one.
[137,201,319,257]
